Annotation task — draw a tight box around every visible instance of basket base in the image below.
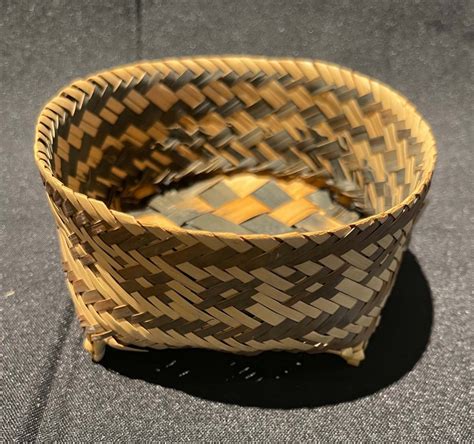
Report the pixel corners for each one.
[84,337,366,367]
[127,173,363,235]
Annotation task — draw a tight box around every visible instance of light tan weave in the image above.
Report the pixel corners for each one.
[34,57,436,365]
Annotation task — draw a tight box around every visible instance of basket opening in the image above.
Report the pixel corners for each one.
[40,58,435,235]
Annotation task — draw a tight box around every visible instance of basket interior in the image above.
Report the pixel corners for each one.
[40,58,435,235]
[130,173,362,235]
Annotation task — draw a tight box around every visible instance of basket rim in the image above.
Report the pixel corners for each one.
[34,55,437,241]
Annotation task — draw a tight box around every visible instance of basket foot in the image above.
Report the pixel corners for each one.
[338,343,366,366]
[83,337,106,362]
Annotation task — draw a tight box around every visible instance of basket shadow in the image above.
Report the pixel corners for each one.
[101,250,432,408]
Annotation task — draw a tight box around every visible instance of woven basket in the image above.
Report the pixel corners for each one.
[34,57,436,365]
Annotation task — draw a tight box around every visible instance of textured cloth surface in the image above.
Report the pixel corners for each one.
[1,0,472,441]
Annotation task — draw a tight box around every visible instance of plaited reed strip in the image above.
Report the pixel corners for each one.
[34,57,436,365]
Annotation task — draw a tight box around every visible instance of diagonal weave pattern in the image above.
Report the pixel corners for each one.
[34,57,436,365]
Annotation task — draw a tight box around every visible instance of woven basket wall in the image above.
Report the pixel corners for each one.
[34,57,436,365]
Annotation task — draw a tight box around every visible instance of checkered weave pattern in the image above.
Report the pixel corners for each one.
[34,57,436,365]
[133,173,361,234]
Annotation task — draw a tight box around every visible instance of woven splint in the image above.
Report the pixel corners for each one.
[34,57,436,365]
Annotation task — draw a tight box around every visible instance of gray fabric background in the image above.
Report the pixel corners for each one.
[1,0,472,441]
